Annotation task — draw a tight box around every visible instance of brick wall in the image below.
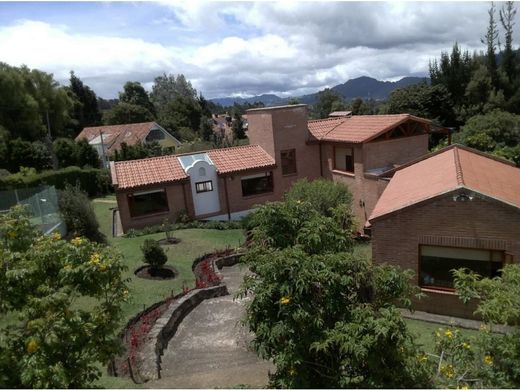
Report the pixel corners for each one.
[117,181,192,232]
[363,134,428,170]
[371,190,520,318]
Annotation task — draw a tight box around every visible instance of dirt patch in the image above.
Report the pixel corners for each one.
[135,265,178,280]
[156,237,182,245]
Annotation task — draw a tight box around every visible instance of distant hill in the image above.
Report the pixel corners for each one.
[210,76,429,107]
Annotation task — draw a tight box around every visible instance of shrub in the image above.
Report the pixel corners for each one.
[0,166,111,196]
[285,178,352,218]
[141,239,167,269]
[58,185,106,243]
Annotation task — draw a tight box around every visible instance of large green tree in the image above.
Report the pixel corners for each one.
[119,81,155,116]
[312,88,346,119]
[67,71,102,135]
[103,102,154,125]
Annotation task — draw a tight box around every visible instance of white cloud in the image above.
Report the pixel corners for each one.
[0,2,507,99]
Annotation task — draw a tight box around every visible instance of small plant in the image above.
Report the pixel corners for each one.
[161,218,176,243]
[141,239,167,269]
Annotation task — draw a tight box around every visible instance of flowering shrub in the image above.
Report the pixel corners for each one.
[0,205,128,388]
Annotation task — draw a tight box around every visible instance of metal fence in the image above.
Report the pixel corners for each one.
[0,185,66,236]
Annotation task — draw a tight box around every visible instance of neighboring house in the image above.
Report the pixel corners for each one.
[369,145,520,318]
[75,122,181,166]
[111,104,446,233]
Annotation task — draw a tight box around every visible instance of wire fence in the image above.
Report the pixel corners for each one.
[0,185,66,236]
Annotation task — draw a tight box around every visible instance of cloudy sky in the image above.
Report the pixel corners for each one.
[0,1,511,99]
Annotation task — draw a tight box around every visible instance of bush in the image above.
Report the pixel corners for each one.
[141,239,167,269]
[0,166,111,196]
[58,185,106,243]
[124,219,242,238]
[285,178,352,218]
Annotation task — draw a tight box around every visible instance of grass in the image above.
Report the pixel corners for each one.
[91,197,245,388]
[405,318,479,353]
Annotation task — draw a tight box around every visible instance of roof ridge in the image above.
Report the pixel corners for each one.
[453,147,465,186]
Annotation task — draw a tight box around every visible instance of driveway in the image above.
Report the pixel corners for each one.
[148,264,273,388]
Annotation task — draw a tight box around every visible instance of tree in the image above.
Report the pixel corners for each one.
[141,239,167,269]
[150,73,198,115]
[112,140,164,161]
[119,81,155,116]
[53,137,78,168]
[499,2,518,94]
[58,185,106,243]
[287,97,300,105]
[313,88,346,119]
[386,82,456,126]
[76,138,100,168]
[67,71,101,135]
[231,113,246,140]
[482,2,500,90]
[156,96,201,139]
[198,115,214,141]
[7,139,52,172]
[103,102,154,125]
[0,205,128,388]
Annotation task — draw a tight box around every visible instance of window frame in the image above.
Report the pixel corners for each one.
[241,171,274,197]
[195,180,213,193]
[280,149,297,176]
[333,146,354,173]
[127,188,169,218]
[418,244,504,292]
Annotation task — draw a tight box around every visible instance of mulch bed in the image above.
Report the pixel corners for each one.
[134,265,178,280]
[156,237,182,245]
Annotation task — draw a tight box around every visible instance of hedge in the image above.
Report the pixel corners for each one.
[125,220,244,238]
[0,166,112,197]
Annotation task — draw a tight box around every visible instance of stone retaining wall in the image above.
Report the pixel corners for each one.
[130,252,243,382]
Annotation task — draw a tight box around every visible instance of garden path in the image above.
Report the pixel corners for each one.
[148,264,273,388]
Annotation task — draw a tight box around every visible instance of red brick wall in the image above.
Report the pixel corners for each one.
[117,182,193,232]
[363,134,428,171]
[371,190,520,318]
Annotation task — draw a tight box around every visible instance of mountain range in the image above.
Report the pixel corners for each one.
[210,76,429,107]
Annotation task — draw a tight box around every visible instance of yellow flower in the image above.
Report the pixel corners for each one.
[89,253,101,265]
[461,385,470,390]
[123,289,129,300]
[445,329,454,339]
[99,263,108,272]
[462,342,471,350]
[64,264,72,270]
[280,296,291,305]
[27,339,39,354]
[71,237,83,246]
[440,364,455,378]
[418,354,428,363]
[484,355,493,365]
[7,230,17,238]
[480,324,490,333]
[51,232,61,241]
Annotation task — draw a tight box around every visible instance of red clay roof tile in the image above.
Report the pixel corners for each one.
[308,114,431,143]
[207,145,276,174]
[111,155,188,190]
[369,145,520,221]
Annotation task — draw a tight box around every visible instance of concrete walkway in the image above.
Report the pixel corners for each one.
[149,264,273,388]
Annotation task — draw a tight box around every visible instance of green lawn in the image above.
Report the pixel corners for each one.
[91,197,245,388]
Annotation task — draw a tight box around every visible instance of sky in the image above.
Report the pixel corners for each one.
[0,1,513,99]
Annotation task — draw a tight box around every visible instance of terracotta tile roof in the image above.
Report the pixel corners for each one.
[111,155,188,190]
[207,145,276,174]
[369,144,520,221]
[76,122,158,154]
[308,114,431,143]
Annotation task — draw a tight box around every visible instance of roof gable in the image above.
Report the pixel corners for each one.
[308,114,432,144]
[369,145,520,221]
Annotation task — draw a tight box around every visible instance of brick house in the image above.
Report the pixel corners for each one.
[76,121,181,167]
[369,145,520,318]
[111,104,444,233]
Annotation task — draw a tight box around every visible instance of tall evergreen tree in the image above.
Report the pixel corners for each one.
[68,71,102,134]
[482,2,500,90]
[499,1,517,85]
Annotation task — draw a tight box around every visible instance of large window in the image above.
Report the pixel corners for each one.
[241,172,273,196]
[420,245,503,290]
[281,149,297,175]
[195,180,213,193]
[128,189,169,218]
[334,147,354,173]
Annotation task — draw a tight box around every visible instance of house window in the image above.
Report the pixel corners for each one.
[419,245,503,291]
[334,147,354,173]
[281,149,297,175]
[195,180,213,193]
[146,129,165,141]
[128,189,169,218]
[241,172,273,196]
